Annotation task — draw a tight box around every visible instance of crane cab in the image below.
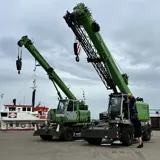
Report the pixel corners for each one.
[107,93,150,124]
[108,93,131,124]
[56,99,77,121]
[50,99,90,123]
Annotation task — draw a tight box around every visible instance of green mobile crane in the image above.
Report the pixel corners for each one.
[17,35,90,141]
[63,3,151,145]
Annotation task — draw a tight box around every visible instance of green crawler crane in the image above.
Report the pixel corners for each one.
[17,35,91,141]
[63,3,152,146]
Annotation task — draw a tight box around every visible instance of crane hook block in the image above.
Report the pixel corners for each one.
[74,42,80,62]
[73,42,78,56]
[16,59,22,74]
[75,56,80,62]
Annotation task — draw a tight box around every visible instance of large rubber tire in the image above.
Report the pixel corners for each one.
[121,127,133,146]
[40,135,53,141]
[86,138,102,145]
[59,127,73,141]
[143,130,151,141]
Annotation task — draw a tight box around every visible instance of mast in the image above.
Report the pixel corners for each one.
[31,59,39,112]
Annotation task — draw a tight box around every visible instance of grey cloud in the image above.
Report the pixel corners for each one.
[0,37,34,60]
[109,0,160,68]
[1,0,159,84]
[0,35,98,82]
[26,24,71,52]
[21,35,99,80]
[0,37,17,58]
[36,73,100,86]
[128,67,160,88]
[47,56,100,81]
[0,65,99,87]
[0,32,99,81]
[0,70,33,83]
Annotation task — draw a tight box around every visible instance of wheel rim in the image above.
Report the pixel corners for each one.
[67,131,72,139]
[147,131,151,138]
[128,133,132,142]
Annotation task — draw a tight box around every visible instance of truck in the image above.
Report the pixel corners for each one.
[63,3,152,146]
[17,35,91,141]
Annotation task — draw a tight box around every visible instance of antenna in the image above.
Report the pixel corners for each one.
[82,89,86,102]
[31,59,38,90]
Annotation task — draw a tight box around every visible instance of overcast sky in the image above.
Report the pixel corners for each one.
[0,0,159,118]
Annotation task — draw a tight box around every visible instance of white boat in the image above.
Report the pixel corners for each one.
[0,104,49,131]
[0,60,52,131]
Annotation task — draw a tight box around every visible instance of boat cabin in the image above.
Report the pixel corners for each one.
[0,104,49,131]
[4,104,33,112]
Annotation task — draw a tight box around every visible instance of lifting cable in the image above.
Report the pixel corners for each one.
[73,36,81,62]
[51,80,63,100]
[14,74,34,99]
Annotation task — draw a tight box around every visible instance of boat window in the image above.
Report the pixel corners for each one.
[9,107,16,111]
[27,107,31,111]
[28,123,31,127]
[22,107,26,111]
[10,123,13,127]
[1,112,7,117]
[38,111,42,115]
[16,123,19,127]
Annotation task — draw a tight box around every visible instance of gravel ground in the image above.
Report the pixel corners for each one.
[0,131,160,160]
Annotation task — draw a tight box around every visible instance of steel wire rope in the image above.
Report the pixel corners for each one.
[14,74,35,99]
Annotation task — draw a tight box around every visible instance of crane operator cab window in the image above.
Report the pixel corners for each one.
[67,100,74,111]
[57,100,68,114]
[122,95,130,120]
[108,94,131,121]
[108,96,122,120]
